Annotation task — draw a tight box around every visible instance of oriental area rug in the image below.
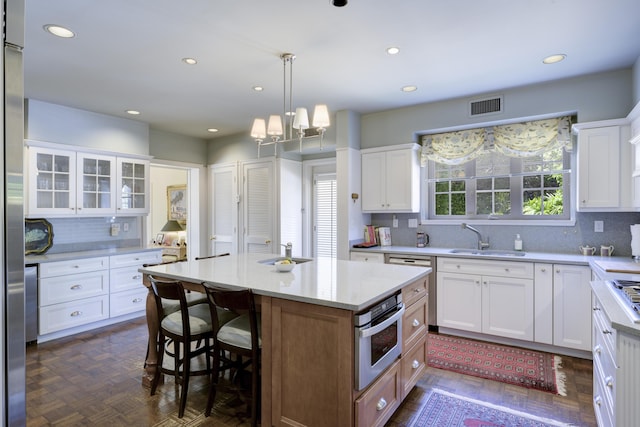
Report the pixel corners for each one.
[409,389,571,427]
[427,334,566,396]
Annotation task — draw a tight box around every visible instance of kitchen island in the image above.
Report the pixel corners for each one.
[139,253,430,427]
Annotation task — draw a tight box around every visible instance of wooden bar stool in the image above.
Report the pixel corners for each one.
[203,284,261,426]
[148,275,213,418]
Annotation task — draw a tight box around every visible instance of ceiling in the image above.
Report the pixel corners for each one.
[24,0,640,141]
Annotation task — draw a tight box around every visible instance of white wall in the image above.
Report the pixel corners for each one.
[148,165,187,244]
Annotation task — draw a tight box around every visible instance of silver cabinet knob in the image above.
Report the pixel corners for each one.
[412,360,420,369]
[376,397,387,411]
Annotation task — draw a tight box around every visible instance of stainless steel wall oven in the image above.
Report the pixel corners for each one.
[354,293,404,390]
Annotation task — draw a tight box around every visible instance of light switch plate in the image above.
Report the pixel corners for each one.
[594,220,604,232]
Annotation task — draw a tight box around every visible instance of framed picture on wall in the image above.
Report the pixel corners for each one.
[167,184,187,223]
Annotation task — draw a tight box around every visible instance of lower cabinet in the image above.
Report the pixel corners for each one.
[37,249,162,340]
[552,264,592,351]
[39,257,110,335]
[437,257,534,341]
[355,360,401,427]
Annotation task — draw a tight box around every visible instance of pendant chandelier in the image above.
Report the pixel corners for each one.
[250,53,330,157]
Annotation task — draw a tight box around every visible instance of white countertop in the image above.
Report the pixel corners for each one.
[591,280,640,336]
[25,246,162,265]
[139,253,431,312]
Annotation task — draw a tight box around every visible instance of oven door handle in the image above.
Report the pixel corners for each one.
[359,304,405,338]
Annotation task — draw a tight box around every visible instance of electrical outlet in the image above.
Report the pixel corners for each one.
[123,223,129,232]
[392,215,398,228]
[594,220,604,233]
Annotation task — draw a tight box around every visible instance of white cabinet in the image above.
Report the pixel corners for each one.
[591,290,640,427]
[116,157,150,214]
[552,264,592,351]
[350,252,385,263]
[26,141,151,216]
[361,144,420,213]
[109,250,161,317]
[437,257,534,341]
[573,120,633,211]
[38,257,110,335]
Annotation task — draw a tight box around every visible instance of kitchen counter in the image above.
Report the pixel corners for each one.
[139,252,430,312]
[351,244,626,265]
[25,246,162,265]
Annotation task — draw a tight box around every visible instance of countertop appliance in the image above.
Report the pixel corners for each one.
[25,265,38,343]
[608,279,640,323]
[2,0,26,424]
[385,254,436,329]
[354,293,404,391]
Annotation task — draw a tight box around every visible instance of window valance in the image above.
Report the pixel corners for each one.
[420,116,572,166]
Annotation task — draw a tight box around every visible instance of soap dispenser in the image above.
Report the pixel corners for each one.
[514,234,523,251]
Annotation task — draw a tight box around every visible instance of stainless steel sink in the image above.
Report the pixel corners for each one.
[449,249,526,257]
[258,257,313,265]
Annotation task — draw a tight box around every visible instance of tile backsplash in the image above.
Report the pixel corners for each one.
[370,212,640,257]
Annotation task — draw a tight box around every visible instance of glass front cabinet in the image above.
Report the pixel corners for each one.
[26,142,150,217]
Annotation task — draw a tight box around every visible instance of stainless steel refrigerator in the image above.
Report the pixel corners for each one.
[2,0,26,425]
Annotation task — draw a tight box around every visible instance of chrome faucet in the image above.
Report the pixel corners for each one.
[281,242,292,258]
[461,223,489,250]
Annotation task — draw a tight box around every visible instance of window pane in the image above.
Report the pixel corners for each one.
[435,194,450,215]
[435,181,449,192]
[451,180,465,192]
[495,177,509,189]
[523,190,542,215]
[477,178,492,191]
[523,175,541,188]
[495,192,511,214]
[451,193,466,215]
[477,193,492,214]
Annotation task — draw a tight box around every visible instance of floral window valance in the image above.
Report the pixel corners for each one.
[420,116,572,166]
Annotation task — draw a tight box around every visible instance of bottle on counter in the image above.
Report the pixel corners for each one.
[514,234,523,251]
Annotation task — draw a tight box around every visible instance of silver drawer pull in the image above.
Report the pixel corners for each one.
[70,311,82,317]
[412,319,420,327]
[414,288,421,293]
[605,376,614,388]
[593,345,601,355]
[70,284,82,290]
[412,360,420,369]
[602,329,612,335]
[594,395,602,406]
[132,274,142,280]
[593,306,600,311]
[132,298,143,303]
[376,397,387,411]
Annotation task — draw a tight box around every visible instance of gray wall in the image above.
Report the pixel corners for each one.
[149,128,207,164]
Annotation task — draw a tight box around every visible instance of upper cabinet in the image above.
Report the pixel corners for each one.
[26,140,151,217]
[361,144,420,213]
[573,119,634,211]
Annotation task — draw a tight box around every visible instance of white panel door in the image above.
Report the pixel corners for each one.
[481,275,534,341]
[436,271,482,333]
[553,264,592,351]
[242,159,274,254]
[210,164,238,256]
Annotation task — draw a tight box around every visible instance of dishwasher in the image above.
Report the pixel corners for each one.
[385,254,437,330]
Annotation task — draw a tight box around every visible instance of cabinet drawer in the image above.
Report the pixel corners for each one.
[39,295,109,335]
[350,252,385,263]
[593,298,616,360]
[401,277,428,308]
[110,266,145,292]
[593,374,614,427]
[355,359,401,427]
[401,334,426,399]
[437,257,533,278]
[40,256,109,278]
[403,295,427,350]
[39,270,109,306]
[110,250,162,268]
[110,288,147,317]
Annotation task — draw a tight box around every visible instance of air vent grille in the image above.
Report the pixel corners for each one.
[469,96,503,116]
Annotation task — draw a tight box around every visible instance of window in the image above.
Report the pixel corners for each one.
[313,173,337,257]
[423,116,573,221]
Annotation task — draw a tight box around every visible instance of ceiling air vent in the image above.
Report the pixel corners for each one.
[469,96,503,117]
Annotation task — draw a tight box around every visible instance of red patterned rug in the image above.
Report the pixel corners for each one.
[427,334,566,396]
[409,389,571,427]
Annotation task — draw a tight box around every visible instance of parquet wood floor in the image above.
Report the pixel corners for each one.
[26,317,596,426]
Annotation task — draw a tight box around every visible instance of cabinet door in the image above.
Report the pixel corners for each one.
[210,164,239,256]
[116,157,149,214]
[553,264,592,350]
[242,160,274,253]
[534,263,554,344]
[27,146,77,215]
[384,149,418,212]
[481,275,534,341]
[362,152,387,211]
[77,152,116,215]
[577,126,620,209]
[436,271,482,333]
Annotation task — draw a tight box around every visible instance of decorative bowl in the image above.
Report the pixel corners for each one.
[274,260,296,272]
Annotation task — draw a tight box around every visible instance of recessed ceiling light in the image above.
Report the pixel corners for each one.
[207,128,219,133]
[386,47,400,55]
[401,85,418,92]
[542,54,566,64]
[182,58,197,65]
[43,24,75,38]
[253,86,264,92]
[125,110,141,115]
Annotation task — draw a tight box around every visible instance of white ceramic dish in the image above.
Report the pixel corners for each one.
[274,260,296,272]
